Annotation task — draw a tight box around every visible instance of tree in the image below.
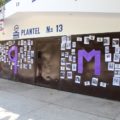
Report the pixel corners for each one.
[0,0,5,7]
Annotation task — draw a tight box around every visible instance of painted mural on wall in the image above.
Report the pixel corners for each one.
[60,34,120,89]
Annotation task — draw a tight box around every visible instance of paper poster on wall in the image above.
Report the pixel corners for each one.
[12,62,14,66]
[9,41,12,46]
[84,37,89,44]
[31,40,33,46]
[66,63,71,70]
[72,64,77,71]
[20,64,22,69]
[60,71,65,79]
[24,41,27,45]
[108,62,115,71]
[113,54,120,62]
[24,64,29,69]
[89,35,95,40]
[61,66,65,71]
[6,46,9,50]
[61,52,65,57]
[27,40,31,46]
[103,37,110,46]
[66,36,71,49]
[21,54,24,59]
[100,82,107,88]
[24,58,27,62]
[31,59,33,64]
[24,46,27,51]
[84,81,90,86]
[75,75,81,84]
[67,71,72,79]
[28,46,31,50]
[61,36,67,43]
[91,77,98,86]
[65,52,69,58]
[105,46,109,54]
[72,42,76,48]
[12,41,15,45]
[27,57,30,61]
[8,61,10,65]
[21,40,24,45]
[105,53,112,62]
[10,65,12,70]
[112,38,119,47]
[24,52,27,56]
[20,47,23,53]
[115,64,120,69]
[61,43,66,51]
[27,51,31,56]
[115,47,120,54]
[113,77,120,86]
[6,58,8,62]
[77,37,82,42]
[114,70,120,77]
[61,58,66,65]
[31,51,34,57]
[20,59,22,63]
[71,49,75,55]
[18,41,21,45]
[29,64,32,69]
[69,55,72,62]
[72,56,76,63]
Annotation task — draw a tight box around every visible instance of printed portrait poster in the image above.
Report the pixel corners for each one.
[66,63,71,70]
[108,62,115,71]
[77,37,82,42]
[66,36,71,49]
[105,53,112,62]
[60,71,65,79]
[113,77,120,86]
[112,38,119,47]
[84,37,89,44]
[84,81,90,86]
[67,71,72,79]
[75,75,81,84]
[100,82,107,88]
[103,37,110,46]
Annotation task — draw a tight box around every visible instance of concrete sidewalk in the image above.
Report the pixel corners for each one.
[0,79,119,120]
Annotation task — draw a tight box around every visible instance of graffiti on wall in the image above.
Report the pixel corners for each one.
[78,49,101,75]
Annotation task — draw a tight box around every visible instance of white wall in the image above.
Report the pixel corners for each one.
[5,0,120,18]
[1,13,120,40]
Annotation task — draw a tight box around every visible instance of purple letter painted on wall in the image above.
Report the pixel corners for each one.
[78,49,101,75]
[8,46,18,74]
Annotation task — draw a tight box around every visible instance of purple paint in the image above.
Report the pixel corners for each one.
[78,49,101,75]
[8,46,18,74]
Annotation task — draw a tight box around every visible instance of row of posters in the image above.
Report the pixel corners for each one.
[60,35,120,88]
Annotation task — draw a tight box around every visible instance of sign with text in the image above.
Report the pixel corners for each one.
[12,24,63,39]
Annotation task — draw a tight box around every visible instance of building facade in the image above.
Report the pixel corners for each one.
[0,0,120,100]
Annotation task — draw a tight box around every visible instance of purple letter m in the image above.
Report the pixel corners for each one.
[78,49,101,75]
